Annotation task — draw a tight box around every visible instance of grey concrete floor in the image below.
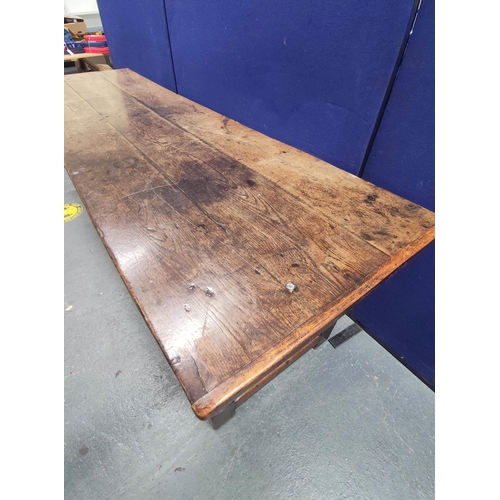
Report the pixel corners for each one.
[64,170,434,500]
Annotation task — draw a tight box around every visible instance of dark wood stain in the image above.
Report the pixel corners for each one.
[176,176,229,206]
[113,157,138,169]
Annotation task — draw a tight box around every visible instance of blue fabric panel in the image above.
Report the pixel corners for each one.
[165,0,417,174]
[98,0,177,91]
[351,0,435,387]
[351,244,435,388]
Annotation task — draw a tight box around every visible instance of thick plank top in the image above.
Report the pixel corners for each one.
[64,69,435,420]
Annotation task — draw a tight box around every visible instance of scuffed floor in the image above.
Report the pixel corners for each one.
[64,170,434,500]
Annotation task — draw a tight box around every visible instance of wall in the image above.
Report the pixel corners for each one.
[97,0,177,91]
[64,0,102,31]
[165,0,418,175]
[350,0,435,387]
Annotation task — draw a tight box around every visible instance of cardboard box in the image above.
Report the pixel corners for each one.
[64,16,88,40]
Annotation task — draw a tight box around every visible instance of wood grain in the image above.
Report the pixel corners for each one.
[99,69,435,257]
[64,70,435,422]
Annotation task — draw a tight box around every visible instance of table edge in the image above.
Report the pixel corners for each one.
[191,225,435,420]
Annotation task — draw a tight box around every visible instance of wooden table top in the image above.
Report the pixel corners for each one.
[64,52,106,62]
[64,69,435,421]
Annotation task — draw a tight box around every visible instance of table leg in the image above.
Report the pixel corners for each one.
[314,320,338,349]
[74,59,84,72]
[208,402,236,430]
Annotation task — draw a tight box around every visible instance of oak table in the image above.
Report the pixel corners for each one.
[64,69,435,429]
